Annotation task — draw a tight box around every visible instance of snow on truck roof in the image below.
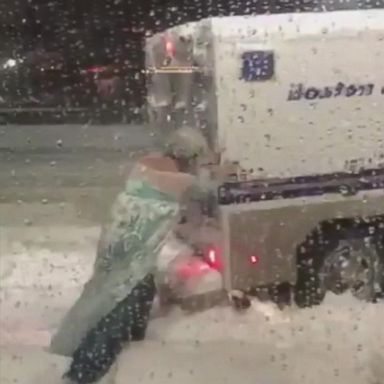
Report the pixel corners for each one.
[210,9,384,37]
[152,9,384,41]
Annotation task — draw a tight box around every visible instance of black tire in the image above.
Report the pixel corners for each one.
[294,235,384,308]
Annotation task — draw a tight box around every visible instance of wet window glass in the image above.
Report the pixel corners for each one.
[1,1,383,384]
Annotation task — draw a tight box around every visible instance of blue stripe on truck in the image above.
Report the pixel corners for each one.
[218,167,384,205]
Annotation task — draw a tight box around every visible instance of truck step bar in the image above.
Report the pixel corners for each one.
[219,167,384,205]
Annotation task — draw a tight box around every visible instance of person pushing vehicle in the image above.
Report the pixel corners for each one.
[50,127,212,384]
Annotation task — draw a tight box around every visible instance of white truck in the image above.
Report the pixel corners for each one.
[145,10,384,308]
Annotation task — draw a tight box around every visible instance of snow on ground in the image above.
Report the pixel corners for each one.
[0,227,100,345]
[1,227,384,384]
[138,294,384,384]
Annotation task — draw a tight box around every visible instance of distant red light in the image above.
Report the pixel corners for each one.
[86,66,107,74]
[250,255,260,265]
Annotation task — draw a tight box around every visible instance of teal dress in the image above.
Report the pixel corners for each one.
[50,176,179,358]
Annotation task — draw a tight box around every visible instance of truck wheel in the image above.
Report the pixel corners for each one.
[294,236,384,308]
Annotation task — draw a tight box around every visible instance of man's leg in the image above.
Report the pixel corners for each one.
[128,274,156,341]
[64,274,156,383]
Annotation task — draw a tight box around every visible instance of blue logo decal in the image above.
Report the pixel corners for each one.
[241,51,274,82]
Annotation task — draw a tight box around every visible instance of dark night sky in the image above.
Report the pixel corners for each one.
[0,0,382,110]
[2,0,384,29]
[1,0,383,61]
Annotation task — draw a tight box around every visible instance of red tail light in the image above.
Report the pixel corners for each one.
[207,248,216,264]
[205,246,222,270]
[250,255,260,265]
[165,40,175,57]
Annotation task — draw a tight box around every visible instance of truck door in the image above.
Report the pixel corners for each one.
[145,34,173,131]
[145,31,214,147]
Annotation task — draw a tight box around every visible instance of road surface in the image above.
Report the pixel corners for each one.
[0,124,156,225]
[0,124,155,152]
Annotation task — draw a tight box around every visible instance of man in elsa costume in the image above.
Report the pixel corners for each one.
[50,127,213,383]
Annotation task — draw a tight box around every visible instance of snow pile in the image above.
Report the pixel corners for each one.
[1,230,383,384]
[0,345,69,384]
[0,230,98,346]
[127,294,383,384]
